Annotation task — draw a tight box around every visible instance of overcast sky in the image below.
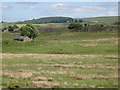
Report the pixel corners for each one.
[1,2,118,22]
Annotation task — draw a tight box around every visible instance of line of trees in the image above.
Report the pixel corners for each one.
[16,17,83,24]
[68,23,118,32]
[2,24,19,32]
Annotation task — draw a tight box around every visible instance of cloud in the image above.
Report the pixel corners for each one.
[16,2,38,5]
[73,6,107,13]
[0,5,11,9]
[2,5,9,9]
[75,6,118,16]
[106,11,118,16]
[29,5,35,9]
[2,2,118,22]
[48,4,118,18]
[52,3,67,8]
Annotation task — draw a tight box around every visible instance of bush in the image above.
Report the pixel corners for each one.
[82,25,118,32]
[68,23,83,32]
[13,25,19,29]
[8,26,14,32]
[114,22,120,25]
[83,25,104,32]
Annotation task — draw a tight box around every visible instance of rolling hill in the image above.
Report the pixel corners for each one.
[16,17,74,24]
[81,16,118,24]
[15,16,118,25]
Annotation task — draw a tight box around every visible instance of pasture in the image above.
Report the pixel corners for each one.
[82,16,118,24]
[2,31,118,55]
[2,30,118,88]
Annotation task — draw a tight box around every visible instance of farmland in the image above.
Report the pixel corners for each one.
[1,0,119,88]
[82,16,118,24]
[2,53,118,88]
[1,15,119,89]
[2,29,118,88]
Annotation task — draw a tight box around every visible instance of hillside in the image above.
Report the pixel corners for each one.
[16,17,74,24]
[82,16,118,24]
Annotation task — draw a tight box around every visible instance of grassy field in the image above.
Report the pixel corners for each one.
[2,30,118,88]
[82,16,118,24]
[2,31,118,55]
[2,54,118,88]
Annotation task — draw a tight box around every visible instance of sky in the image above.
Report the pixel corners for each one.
[1,2,119,22]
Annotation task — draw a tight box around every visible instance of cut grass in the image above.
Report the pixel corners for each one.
[2,54,118,88]
[2,30,118,88]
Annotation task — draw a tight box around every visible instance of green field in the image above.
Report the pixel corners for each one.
[82,16,118,24]
[2,30,118,88]
[1,16,118,30]
[2,31,118,55]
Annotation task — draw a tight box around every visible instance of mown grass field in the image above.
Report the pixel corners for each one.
[2,30,118,88]
[2,54,118,88]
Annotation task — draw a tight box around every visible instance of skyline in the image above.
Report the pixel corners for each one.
[1,2,118,22]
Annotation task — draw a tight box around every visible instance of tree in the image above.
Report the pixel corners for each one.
[13,25,19,29]
[68,23,83,32]
[114,22,120,25]
[1,21,4,23]
[78,19,83,23]
[8,26,14,32]
[20,24,39,39]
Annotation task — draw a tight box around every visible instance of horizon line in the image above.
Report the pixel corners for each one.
[2,15,118,23]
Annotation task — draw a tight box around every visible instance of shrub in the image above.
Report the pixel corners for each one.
[68,23,83,32]
[83,25,104,32]
[82,25,118,32]
[114,22,120,25]
[13,25,19,29]
[8,26,14,32]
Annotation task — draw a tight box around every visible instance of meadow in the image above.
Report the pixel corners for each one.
[2,31,118,55]
[82,16,118,24]
[2,29,118,88]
